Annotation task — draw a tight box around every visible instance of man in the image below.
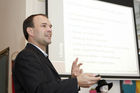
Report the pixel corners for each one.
[12,14,101,93]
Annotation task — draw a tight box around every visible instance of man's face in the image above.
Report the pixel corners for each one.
[32,15,52,46]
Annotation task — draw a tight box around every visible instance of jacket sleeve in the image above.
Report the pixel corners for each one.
[13,51,78,93]
[36,77,78,93]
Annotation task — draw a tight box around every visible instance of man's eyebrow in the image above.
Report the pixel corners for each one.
[41,23,47,25]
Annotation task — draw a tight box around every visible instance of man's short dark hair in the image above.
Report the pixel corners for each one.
[23,14,48,40]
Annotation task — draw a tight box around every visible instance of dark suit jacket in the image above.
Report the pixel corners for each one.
[12,43,78,93]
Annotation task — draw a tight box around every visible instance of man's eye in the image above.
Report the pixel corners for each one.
[42,25,46,27]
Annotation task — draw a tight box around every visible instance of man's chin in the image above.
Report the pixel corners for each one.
[42,41,51,46]
[46,41,51,45]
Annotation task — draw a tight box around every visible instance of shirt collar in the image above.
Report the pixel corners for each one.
[29,43,48,57]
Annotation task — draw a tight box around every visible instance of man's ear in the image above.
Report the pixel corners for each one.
[27,27,34,37]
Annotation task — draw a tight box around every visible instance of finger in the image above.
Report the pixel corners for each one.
[86,73,96,77]
[78,63,83,68]
[90,77,101,82]
[89,81,98,85]
[72,58,78,66]
[75,58,78,64]
[85,81,97,87]
[72,60,77,68]
[79,69,83,74]
[86,74,101,81]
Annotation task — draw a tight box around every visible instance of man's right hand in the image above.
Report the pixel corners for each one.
[77,73,101,88]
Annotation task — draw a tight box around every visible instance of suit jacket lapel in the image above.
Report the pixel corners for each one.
[25,43,60,77]
[45,56,59,75]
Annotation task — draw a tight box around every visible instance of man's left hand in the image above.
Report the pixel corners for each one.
[71,58,83,77]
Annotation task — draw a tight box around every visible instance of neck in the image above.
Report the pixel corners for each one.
[28,41,46,52]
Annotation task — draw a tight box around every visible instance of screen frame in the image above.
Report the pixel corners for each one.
[46,0,140,79]
[98,0,133,7]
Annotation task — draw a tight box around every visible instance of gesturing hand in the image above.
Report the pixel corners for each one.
[77,73,101,88]
[71,58,83,78]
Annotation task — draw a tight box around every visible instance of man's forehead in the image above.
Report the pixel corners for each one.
[33,15,51,24]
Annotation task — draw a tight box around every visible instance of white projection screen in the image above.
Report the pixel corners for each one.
[47,0,140,79]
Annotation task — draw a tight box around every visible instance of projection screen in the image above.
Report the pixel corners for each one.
[47,0,140,79]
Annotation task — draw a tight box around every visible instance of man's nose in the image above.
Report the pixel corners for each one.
[47,26,52,32]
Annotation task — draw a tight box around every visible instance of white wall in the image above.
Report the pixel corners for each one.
[26,0,45,17]
[0,0,26,56]
[0,0,45,93]
[0,0,26,93]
